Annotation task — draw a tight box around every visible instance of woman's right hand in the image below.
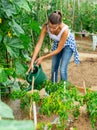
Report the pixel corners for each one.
[27,62,34,74]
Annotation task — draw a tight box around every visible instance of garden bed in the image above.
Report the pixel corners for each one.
[3,36,97,130]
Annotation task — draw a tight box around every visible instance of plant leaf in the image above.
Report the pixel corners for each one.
[5,68,14,76]
[0,120,34,130]
[0,101,14,119]
[14,0,31,12]
[0,67,7,82]
[6,45,19,58]
[1,0,17,17]
[15,61,26,77]
[10,20,24,36]
[8,38,24,49]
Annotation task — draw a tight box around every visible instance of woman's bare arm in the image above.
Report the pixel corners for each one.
[28,24,47,72]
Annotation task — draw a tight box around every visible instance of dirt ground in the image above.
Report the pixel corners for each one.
[69,36,97,91]
[5,36,97,130]
[42,54,97,91]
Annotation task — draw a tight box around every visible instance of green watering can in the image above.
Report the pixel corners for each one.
[26,64,47,91]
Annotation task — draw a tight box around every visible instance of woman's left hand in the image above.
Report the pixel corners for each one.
[35,57,43,65]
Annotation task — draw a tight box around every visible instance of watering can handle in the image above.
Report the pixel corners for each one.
[34,62,41,68]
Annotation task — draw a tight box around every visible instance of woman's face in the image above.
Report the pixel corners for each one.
[48,22,60,33]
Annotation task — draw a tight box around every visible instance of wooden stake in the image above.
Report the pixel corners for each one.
[83,80,86,94]
[29,77,34,119]
[29,77,34,120]
[33,101,37,129]
[29,98,32,120]
[31,76,37,129]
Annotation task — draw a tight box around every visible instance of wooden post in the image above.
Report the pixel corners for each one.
[29,77,37,129]
[83,80,86,94]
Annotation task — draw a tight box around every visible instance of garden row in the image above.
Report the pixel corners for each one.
[1,80,96,130]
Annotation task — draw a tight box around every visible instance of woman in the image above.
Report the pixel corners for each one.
[28,10,80,82]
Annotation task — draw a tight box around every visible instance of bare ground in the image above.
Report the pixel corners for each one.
[42,53,97,90]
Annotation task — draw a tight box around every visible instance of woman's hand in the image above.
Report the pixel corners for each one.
[27,62,34,73]
[35,57,43,65]
[27,56,43,74]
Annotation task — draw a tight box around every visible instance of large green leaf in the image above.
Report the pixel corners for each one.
[14,0,31,12]
[0,67,7,82]
[1,0,17,17]
[0,101,14,119]
[7,38,24,49]
[1,78,13,86]
[4,35,21,48]
[6,46,19,58]
[10,20,24,36]
[5,68,14,76]
[15,61,27,77]
[4,36,24,58]
[0,120,35,130]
